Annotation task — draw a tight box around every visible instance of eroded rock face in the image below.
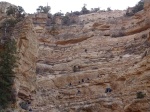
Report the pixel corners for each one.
[0,1,150,112]
[0,6,38,110]
[33,1,150,112]
[13,17,38,111]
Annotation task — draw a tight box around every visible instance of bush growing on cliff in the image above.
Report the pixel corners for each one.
[36,5,51,13]
[62,16,70,25]
[1,19,17,28]
[132,0,144,14]
[125,0,144,16]
[136,91,146,99]
[81,4,90,14]
[0,19,18,39]
[107,7,112,11]
[6,5,17,16]
[6,5,25,18]
[0,38,17,108]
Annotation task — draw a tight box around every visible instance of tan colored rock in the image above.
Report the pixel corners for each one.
[13,17,38,111]
[1,0,150,112]
[34,4,150,111]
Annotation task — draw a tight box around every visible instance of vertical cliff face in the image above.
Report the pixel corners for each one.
[33,0,150,112]
[0,1,150,112]
[12,17,38,111]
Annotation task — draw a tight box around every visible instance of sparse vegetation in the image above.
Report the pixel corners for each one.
[73,66,80,72]
[1,19,17,28]
[125,0,144,16]
[141,34,147,39]
[0,38,17,108]
[54,12,64,16]
[107,7,112,11]
[6,5,25,18]
[0,19,18,39]
[81,4,90,14]
[19,101,29,110]
[136,91,146,99]
[71,11,81,16]
[36,5,51,13]
[0,13,19,109]
[132,0,144,14]
[91,7,100,13]
[62,16,70,25]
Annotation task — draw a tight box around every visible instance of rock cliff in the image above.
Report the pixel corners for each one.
[33,0,150,112]
[0,10,38,111]
[14,17,38,111]
[0,0,150,112]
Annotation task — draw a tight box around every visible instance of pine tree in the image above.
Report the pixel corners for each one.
[0,39,17,108]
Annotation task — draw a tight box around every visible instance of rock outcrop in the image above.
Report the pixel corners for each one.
[33,0,150,112]
[13,17,38,111]
[0,0,150,112]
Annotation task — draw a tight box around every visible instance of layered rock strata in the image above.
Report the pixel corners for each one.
[13,17,38,111]
[33,1,150,112]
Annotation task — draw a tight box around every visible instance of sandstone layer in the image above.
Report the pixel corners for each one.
[0,0,150,112]
[14,17,38,111]
[33,0,150,112]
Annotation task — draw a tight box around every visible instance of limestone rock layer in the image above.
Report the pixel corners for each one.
[33,1,150,112]
[0,1,150,112]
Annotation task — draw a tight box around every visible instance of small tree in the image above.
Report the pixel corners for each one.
[6,5,17,16]
[54,12,64,16]
[91,7,100,13]
[81,4,89,14]
[136,91,145,99]
[62,16,70,25]
[43,6,51,13]
[17,6,25,17]
[36,6,44,13]
[6,5,25,19]
[0,39,17,108]
[36,5,51,13]
[132,0,144,13]
[107,7,112,11]
[72,11,81,16]
[125,0,144,16]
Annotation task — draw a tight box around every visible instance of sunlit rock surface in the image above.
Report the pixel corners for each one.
[33,1,150,112]
[14,17,39,111]
[0,1,150,112]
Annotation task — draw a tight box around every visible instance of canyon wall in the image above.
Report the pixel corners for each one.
[33,0,150,112]
[0,0,150,112]
[13,17,38,111]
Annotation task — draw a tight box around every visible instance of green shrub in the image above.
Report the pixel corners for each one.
[6,5,25,18]
[0,39,17,108]
[141,34,147,39]
[125,0,144,16]
[19,102,29,110]
[107,7,112,11]
[132,0,144,14]
[0,19,18,39]
[2,19,17,28]
[81,4,90,14]
[36,5,51,13]
[6,5,17,16]
[73,66,80,72]
[62,16,70,25]
[136,91,145,99]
